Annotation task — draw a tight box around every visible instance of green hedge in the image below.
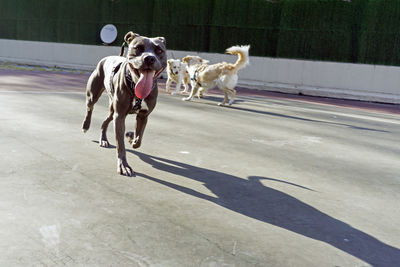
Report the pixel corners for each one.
[152,0,213,52]
[277,0,354,62]
[359,0,400,65]
[1,0,400,66]
[209,0,281,56]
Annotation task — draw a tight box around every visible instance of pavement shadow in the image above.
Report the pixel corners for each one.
[181,99,388,133]
[130,150,400,266]
[92,140,116,148]
[228,106,389,133]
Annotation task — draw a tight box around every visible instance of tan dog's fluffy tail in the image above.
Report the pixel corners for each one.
[226,45,250,71]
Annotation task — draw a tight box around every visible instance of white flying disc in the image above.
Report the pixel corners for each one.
[100,24,118,44]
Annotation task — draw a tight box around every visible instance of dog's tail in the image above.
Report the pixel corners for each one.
[226,45,250,71]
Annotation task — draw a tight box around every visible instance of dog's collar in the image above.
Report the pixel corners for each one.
[125,63,165,114]
[191,68,202,87]
[109,62,142,114]
[125,66,136,95]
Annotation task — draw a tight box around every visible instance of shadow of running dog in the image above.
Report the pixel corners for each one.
[129,150,400,267]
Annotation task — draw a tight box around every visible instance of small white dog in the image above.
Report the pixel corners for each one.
[166,59,190,95]
[182,45,250,106]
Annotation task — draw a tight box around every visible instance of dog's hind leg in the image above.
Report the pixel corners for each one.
[99,102,114,147]
[217,87,236,106]
[197,88,205,99]
[228,88,236,105]
[82,71,105,132]
[217,88,229,106]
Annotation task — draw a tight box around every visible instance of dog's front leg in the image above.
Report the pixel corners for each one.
[166,78,172,93]
[114,112,133,176]
[182,83,199,101]
[172,76,182,95]
[126,111,148,149]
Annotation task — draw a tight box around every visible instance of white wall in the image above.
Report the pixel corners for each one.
[1,39,399,104]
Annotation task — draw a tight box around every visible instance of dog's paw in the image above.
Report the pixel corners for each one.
[82,119,91,133]
[125,132,135,143]
[126,132,141,149]
[182,97,191,101]
[131,140,141,149]
[100,139,110,148]
[117,159,134,177]
[218,102,225,106]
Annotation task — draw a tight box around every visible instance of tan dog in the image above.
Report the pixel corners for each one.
[166,59,190,95]
[182,45,250,106]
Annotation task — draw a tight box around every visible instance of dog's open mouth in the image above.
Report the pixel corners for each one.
[132,68,164,99]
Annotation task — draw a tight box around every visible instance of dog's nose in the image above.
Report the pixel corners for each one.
[144,55,156,65]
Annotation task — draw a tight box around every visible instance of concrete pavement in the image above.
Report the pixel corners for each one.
[0,68,400,266]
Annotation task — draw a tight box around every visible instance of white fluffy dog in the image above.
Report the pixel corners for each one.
[166,59,190,95]
[182,45,250,106]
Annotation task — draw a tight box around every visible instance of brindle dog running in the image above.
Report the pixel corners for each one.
[82,32,167,176]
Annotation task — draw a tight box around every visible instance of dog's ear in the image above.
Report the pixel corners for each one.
[120,32,140,56]
[156,37,166,45]
[124,31,140,44]
[182,56,190,63]
[167,59,173,65]
[152,37,166,49]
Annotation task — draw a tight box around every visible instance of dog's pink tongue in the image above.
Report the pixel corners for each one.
[135,70,155,99]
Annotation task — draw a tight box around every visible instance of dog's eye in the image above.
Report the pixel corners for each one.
[155,47,163,55]
[134,45,144,54]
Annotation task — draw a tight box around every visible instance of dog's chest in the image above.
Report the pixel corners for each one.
[139,99,149,111]
[129,99,149,114]
[168,70,181,81]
